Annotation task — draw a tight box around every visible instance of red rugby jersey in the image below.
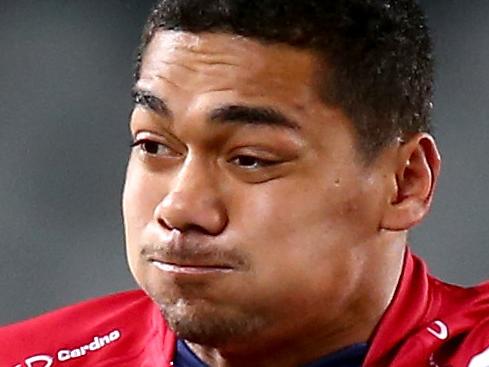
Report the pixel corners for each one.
[1,249,488,367]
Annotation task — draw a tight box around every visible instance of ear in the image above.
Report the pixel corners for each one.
[380,133,441,231]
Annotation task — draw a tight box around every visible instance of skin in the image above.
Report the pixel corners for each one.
[123,31,441,367]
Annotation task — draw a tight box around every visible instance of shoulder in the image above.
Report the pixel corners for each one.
[409,278,489,367]
[0,290,175,366]
[366,252,489,367]
[431,277,489,325]
[0,290,151,338]
[434,280,489,366]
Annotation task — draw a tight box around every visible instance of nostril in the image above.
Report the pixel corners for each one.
[157,217,172,230]
[157,216,211,234]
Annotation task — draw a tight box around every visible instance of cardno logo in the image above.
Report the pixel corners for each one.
[13,329,121,367]
[15,355,54,367]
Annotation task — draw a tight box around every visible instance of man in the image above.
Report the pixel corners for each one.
[1,0,488,366]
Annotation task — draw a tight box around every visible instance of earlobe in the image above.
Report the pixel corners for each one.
[381,133,441,231]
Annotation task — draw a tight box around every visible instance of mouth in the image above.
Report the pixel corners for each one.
[150,260,235,274]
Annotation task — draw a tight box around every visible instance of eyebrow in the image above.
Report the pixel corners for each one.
[209,105,301,130]
[132,88,171,118]
[132,88,300,130]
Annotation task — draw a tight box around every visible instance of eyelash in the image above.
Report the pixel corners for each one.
[130,139,281,170]
[229,155,280,169]
[130,139,172,155]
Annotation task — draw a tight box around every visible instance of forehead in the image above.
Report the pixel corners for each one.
[142,30,315,66]
[138,31,321,109]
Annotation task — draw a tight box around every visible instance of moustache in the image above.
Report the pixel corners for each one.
[140,237,250,271]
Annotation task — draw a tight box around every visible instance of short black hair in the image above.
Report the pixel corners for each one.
[135,0,434,158]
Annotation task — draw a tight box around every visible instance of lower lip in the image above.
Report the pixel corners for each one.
[151,261,234,275]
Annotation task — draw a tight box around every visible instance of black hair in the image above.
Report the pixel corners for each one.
[135,0,434,158]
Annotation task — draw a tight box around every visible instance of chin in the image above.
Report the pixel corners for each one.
[158,297,266,346]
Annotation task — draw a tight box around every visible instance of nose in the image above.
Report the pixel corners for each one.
[154,156,228,235]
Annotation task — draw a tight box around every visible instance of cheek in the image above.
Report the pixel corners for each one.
[235,176,376,246]
[122,162,166,270]
[230,176,381,297]
[123,162,165,230]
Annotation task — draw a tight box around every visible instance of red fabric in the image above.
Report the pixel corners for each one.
[365,250,489,367]
[1,249,488,367]
[0,291,176,366]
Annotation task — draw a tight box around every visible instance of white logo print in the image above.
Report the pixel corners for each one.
[14,355,54,367]
[13,329,121,367]
[469,346,489,367]
[427,320,449,340]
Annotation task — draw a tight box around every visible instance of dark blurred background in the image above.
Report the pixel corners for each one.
[0,0,488,325]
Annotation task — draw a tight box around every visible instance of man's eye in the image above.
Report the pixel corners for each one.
[231,155,278,169]
[131,139,171,155]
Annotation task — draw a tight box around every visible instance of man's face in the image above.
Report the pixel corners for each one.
[123,31,393,346]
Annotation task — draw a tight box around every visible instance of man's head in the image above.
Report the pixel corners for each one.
[136,0,434,158]
[123,0,440,362]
